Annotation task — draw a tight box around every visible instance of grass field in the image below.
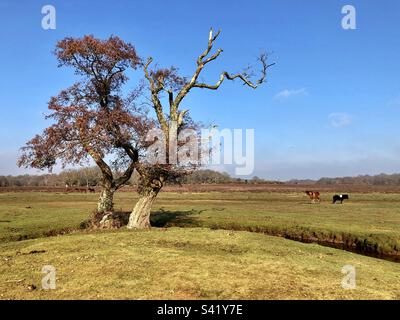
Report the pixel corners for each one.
[1,192,400,257]
[1,191,400,299]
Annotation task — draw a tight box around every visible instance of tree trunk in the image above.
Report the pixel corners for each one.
[97,187,115,212]
[127,188,159,229]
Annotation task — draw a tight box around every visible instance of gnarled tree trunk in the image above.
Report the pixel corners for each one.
[127,176,164,229]
[127,189,159,229]
[97,187,115,212]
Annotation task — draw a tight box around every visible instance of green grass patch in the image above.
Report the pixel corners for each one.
[1,191,400,258]
[1,228,400,299]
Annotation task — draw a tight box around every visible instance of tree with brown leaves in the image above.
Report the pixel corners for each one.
[18,35,151,212]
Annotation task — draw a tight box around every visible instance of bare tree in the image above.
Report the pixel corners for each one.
[127,29,274,228]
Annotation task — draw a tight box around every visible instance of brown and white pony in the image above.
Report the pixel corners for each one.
[305,191,320,204]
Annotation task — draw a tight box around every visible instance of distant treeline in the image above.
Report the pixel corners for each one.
[0,167,103,187]
[178,170,282,185]
[4,169,400,188]
[289,173,400,186]
[0,168,279,187]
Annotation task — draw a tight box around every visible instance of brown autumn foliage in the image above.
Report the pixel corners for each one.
[18,35,153,212]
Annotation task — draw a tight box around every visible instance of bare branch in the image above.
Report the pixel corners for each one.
[177,109,189,126]
[194,52,275,90]
[142,57,168,133]
[143,57,155,88]
[203,48,223,65]
[197,28,221,63]
[174,28,222,110]
[173,29,274,113]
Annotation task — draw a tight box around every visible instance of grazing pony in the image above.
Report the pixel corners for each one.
[305,191,320,204]
[332,194,349,204]
[88,187,96,193]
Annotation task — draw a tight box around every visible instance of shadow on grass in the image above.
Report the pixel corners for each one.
[150,209,206,228]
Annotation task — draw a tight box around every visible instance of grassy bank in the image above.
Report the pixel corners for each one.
[1,228,400,299]
[1,192,400,259]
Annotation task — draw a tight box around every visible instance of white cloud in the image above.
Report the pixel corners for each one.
[274,88,308,100]
[329,113,352,127]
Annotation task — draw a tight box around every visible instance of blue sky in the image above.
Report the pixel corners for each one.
[1,0,400,180]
